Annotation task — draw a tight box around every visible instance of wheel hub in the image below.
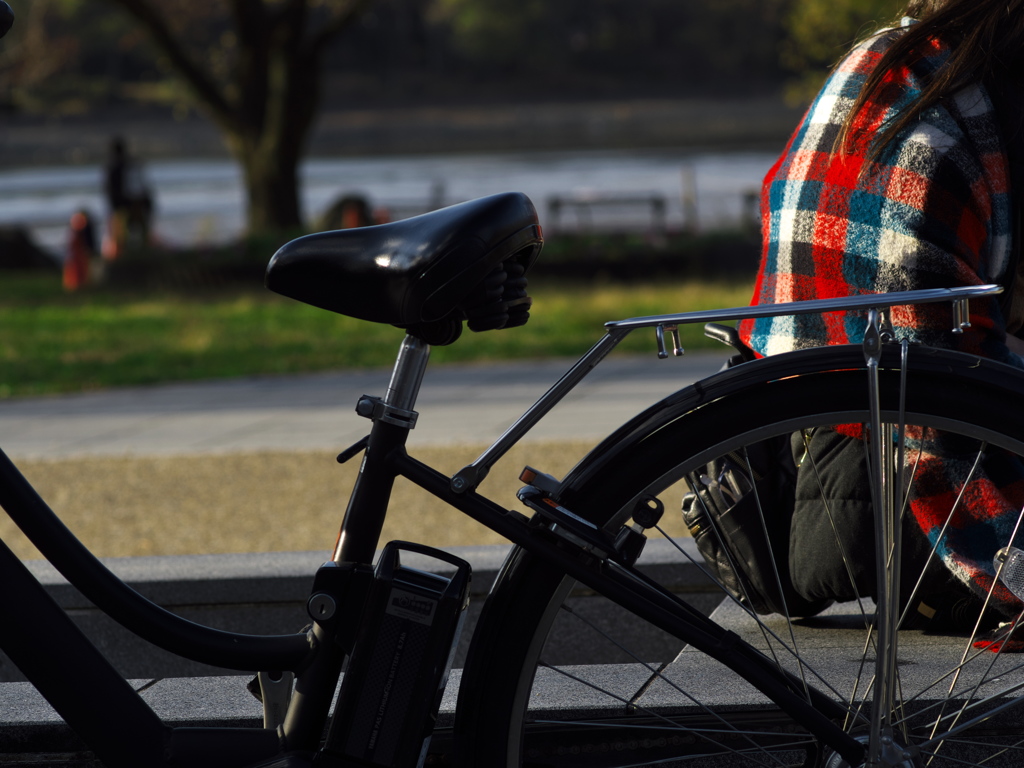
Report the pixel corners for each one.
[821,732,917,768]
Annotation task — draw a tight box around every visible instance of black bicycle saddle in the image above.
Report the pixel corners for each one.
[265,192,543,345]
[0,2,14,39]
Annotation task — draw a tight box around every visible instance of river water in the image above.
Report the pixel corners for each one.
[0,147,777,258]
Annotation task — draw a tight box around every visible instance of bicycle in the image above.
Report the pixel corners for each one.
[3,188,1024,768]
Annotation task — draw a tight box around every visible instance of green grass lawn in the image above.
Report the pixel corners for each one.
[0,272,755,397]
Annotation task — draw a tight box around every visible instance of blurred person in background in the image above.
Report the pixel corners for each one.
[103,137,155,259]
[64,209,97,291]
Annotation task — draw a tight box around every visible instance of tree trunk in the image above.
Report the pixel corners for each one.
[227,48,319,236]
[235,136,304,235]
[100,0,368,238]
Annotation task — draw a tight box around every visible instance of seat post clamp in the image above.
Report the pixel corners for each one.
[354,395,419,429]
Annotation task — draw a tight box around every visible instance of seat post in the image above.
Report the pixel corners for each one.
[331,334,431,565]
[384,334,431,414]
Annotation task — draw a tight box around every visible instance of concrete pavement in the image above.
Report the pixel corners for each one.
[0,351,728,459]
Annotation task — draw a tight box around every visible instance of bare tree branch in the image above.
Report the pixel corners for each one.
[88,0,375,233]
[96,0,233,126]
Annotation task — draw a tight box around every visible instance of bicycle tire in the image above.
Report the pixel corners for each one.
[455,344,1024,767]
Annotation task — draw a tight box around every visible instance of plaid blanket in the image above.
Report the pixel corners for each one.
[906,428,1024,619]
[739,19,1018,368]
[741,22,1024,623]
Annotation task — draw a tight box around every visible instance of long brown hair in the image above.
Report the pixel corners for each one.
[838,0,1024,159]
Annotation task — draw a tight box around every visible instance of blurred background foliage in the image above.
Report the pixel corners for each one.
[0,0,907,117]
[781,0,904,102]
[0,0,910,237]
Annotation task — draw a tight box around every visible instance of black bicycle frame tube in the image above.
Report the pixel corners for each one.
[284,416,416,750]
[0,534,170,767]
[0,448,312,672]
[389,449,867,767]
[333,335,428,565]
[0,542,283,768]
[333,420,415,564]
[0,451,302,767]
[281,621,346,752]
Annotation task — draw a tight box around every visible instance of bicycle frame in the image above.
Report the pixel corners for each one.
[332,284,1003,767]
[0,284,1003,767]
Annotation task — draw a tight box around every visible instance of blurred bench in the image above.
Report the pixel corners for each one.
[547,192,667,233]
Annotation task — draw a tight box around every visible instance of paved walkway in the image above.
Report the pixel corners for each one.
[0,351,727,459]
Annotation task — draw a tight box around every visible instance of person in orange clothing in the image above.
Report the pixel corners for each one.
[64,209,97,291]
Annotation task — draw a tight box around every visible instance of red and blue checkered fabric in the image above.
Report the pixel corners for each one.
[741,22,1024,621]
[739,20,1018,368]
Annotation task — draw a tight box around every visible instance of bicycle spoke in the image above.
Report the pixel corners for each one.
[891,653,1024,730]
[548,605,803,767]
[897,444,984,629]
[678,481,790,674]
[653,521,867,715]
[534,662,797,768]
[799,428,874,626]
[926,513,1024,757]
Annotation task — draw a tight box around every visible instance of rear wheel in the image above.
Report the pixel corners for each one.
[455,345,1024,767]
